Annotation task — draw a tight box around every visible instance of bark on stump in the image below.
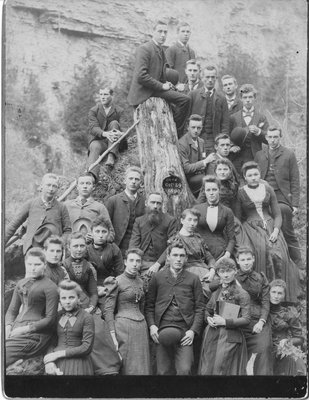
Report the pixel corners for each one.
[135,97,196,217]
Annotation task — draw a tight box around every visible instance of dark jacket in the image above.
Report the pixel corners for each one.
[227,97,243,116]
[145,268,205,335]
[5,197,72,255]
[183,80,204,95]
[178,133,206,175]
[189,88,229,137]
[105,191,146,246]
[129,213,178,263]
[128,40,167,106]
[229,109,269,157]
[165,42,196,83]
[88,102,124,144]
[254,145,300,208]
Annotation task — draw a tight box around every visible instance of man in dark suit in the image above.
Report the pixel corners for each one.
[229,83,269,176]
[176,59,204,94]
[88,87,125,179]
[165,22,196,84]
[145,243,205,375]
[189,65,229,155]
[254,127,303,269]
[221,75,242,115]
[127,20,190,137]
[106,166,145,256]
[129,192,177,276]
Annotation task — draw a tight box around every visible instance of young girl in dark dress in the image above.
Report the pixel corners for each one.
[199,257,250,375]
[269,279,306,375]
[5,248,59,367]
[44,280,94,375]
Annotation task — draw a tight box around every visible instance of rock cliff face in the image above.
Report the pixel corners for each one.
[5,0,306,122]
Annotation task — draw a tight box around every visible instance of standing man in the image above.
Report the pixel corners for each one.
[221,75,242,115]
[177,59,204,94]
[128,20,190,137]
[229,83,269,175]
[179,114,208,197]
[189,65,229,154]
[165,22,196,84]
[5,173,71,254]
[145,243,205,375]
[65,172,115,242]
[129,192,178,276]
[106,166,145,256]
[255,127,303,269]
[88,87,125,179]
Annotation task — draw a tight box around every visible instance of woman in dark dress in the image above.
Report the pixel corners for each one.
[269,279,306,375]
[198,158,239,213]
[5,248,59,367]
[104,248,151,375]
[236,246,273,375]
[235,161,300,303]
[194,175,236,261]
[44,280,94,375]
[198,257,250,375]
[43,235,69,285]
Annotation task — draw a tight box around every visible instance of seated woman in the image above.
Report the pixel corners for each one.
[43,235,69,285]
[235,161,300,303]
[197,158,239,214]
[269,279,306,376]
[5,248,59,367]
[193,175,236,261]
[44,280,95,375]
[198,258,250,375]
[236,246,273,375]
[104,248,151,375]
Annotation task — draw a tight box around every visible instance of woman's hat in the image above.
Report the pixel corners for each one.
[158,326,185,346]
[166,68,179,86]
[230,127,248,147]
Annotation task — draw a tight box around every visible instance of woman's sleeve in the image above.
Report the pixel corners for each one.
[287,307,304,346]
[87,266,98,307]
[202,240,216,268]
[225,290,251,329]
[259,273,270,321]
[30,284,59,333]
[103,277,119,331]
[234,191,243,221]
[5,286,21,326]
[268,186,282,229]
[65,313,95,358]
[204,293,216,323]
[225,208,236,254]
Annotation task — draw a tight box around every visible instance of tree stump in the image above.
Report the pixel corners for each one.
[135,97,196,217]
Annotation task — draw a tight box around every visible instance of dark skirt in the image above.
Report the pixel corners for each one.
[55,353,93,375]
[273,354,306,376]
[115,317,151,375]
[236,219,300,302]
[198,325,248,375]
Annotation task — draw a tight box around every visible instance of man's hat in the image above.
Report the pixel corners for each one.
[158,326,185,346]
[166,68,179,86]
[230,127,248,147]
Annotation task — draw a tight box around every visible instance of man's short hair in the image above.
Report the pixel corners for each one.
[153,20,168,30]
[25,247,46,263]
[203,65,218,75]
[267,126,282,137]
[214,133,230,146]
[221,74,237,85]
[90,216,112,231]
[125,166,142,179]
[188,114,203,123]
[77,172,96,184]
[239,84,257,97]
[177,22,191,33]
[181,208,201,220]
[44,235,64,250]
[124,247,144,260]
[42,173,59,186]
[167,242,187,256]
[186,59,201,69]
[100,87,114,95]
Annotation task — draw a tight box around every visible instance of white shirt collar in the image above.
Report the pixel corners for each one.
[125,189,137,200]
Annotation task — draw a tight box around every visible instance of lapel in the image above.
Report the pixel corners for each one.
[165,267,185,286]
[274,146,284,159]
[151,40,164,60]
[106,103,116,118]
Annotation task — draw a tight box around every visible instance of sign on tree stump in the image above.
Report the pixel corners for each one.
[134,97,196,217]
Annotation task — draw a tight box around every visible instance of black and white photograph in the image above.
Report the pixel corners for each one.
[2,0,307,398]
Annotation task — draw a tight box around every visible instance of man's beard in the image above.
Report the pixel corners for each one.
[146,208,163,226]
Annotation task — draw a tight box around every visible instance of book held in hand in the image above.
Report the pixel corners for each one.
[216,300,240,319]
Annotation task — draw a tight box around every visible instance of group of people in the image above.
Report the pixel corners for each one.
[4,19,306,377]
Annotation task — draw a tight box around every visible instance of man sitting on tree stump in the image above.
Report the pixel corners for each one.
[88,87,125,180]
[127,20,190,137]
